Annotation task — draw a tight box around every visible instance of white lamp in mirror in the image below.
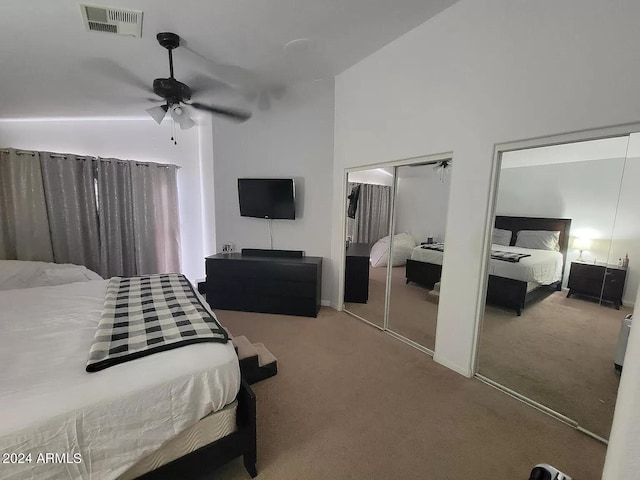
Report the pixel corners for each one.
[572,236,592,262]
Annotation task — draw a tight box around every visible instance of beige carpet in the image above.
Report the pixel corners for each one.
[346,263,626,439]
[213,307,605,480]
[345,266,438,350]
[479,292,630,440]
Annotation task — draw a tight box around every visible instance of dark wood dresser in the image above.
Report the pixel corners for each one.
[204,253,322,317]
[344,242,370,303]
[567,261,627,309]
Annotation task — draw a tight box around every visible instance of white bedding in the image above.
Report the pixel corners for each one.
[0,260,103,290]
[0,280,240,480]
[410,244,563,284]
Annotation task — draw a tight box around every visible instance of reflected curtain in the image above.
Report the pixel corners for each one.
[0,149,54,261]
[130,162,181,274]
[347,182,391,243]
[96,159,137,278]
[40,152,101,273]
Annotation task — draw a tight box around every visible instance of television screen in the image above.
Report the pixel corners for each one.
[238,178,296,219]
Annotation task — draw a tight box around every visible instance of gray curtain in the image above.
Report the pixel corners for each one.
[96,159,137,278]
[0,149,54,261]
[1,148,180,277]
[130,162,181,274]
[40,152,101,273]
[347,182,391,243]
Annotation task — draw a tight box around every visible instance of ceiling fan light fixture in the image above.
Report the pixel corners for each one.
[170,104,195,130]
[146,104,168,124]
[178,115,195,130]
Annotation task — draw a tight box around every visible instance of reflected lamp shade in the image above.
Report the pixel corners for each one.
[146,104,168,124]
[170,105,195,130]
[572,237,592,262]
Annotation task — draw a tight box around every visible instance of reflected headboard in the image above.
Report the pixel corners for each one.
[494,216,572,274]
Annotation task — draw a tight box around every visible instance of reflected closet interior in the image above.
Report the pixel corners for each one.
[343,156,452,352]
[477,133,640,442]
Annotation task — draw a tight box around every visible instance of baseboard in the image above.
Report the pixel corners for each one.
[321,300,331,307]
[433,354,472,378]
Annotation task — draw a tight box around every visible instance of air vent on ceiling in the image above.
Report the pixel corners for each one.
[80,4,143,38]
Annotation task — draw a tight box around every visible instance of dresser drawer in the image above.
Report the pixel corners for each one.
[207,259,316,282]
[206,276,317,298]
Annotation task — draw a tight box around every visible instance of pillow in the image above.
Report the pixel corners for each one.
[492,228,512,246]
[0,260,103,290]
[515,230,561,251]
[370,233,417,267]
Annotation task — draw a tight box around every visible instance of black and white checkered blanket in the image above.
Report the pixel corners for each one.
[86,274,228,372]
[421,243,531,263]
[490,250,531,263]
[420,243,445,251]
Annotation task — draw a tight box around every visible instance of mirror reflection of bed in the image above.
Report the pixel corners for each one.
[477,134,640,442]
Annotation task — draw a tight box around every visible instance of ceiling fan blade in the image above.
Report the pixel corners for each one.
[181,41,262,92]
[187,74,237,97]
[82,58,153,94]
[190,102,252,122]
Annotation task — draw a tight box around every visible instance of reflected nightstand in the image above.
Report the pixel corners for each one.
[567,261,627,309]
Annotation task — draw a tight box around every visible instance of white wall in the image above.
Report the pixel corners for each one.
[211,79,335,303]
[609,134,640,308]
[0,118,211,282]
[348,168,394,186]
[332,0,640,378]
[394,164,451,243]
[331,1,640,476]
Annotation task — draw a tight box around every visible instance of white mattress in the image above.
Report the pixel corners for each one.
[411,244,563,284]
[0,280,240,480]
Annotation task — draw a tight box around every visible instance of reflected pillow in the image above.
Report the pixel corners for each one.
[370,233,416,267]
[515,230,560,251]
[492,228,512,246]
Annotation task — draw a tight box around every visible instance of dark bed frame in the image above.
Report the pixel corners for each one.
[406,216,572,315]
[137,378,257,479]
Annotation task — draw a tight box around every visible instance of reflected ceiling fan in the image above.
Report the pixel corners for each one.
[145,32,252,130]
[433,160,450,182]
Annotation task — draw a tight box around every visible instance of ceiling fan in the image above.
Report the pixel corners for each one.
[145,32,252,129]
[435,160,450,182]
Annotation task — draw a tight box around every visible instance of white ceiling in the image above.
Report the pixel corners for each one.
[502,136,630,169]
[0,0,458,118]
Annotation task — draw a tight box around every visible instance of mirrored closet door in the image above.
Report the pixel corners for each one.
[343,168,394,328]
[477,134,639,441]
[343,155,453,353]
[387,161,452,351]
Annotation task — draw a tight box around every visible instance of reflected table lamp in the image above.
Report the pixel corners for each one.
[573,237,592,262]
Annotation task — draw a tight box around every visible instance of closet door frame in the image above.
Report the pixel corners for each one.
[472,122,640,445]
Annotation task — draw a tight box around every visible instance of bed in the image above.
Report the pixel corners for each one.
[405,216,571,315]
[0,279,257,480]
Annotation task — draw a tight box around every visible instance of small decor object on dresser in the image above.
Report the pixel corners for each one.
[567,261,628,309]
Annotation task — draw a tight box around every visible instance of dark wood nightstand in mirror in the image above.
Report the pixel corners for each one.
[567,261,627,309]
[344,243,371,303]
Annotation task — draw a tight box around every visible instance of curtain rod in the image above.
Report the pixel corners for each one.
[0,148,180,169]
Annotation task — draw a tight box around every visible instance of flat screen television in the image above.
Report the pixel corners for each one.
[238,178,296,219]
